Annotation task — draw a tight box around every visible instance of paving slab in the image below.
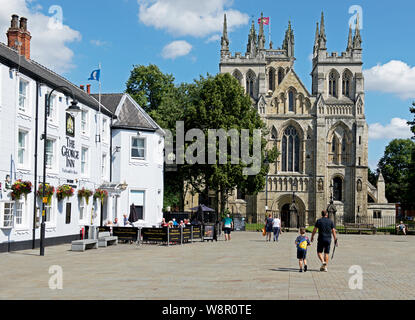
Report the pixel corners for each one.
[0,232,414,300]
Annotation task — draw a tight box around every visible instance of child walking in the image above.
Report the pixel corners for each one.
[295,228,311,272]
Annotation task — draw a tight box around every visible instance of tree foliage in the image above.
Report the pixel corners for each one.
[377,139,415,204]
[126,64,175,113]
[127,65,278,213]
[408,102,415,140]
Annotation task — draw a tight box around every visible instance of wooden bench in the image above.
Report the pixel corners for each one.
[71,239,98,252]
[98,231,118,247]
[344,223,376,234]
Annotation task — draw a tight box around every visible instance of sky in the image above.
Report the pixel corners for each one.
[0,0,414,170]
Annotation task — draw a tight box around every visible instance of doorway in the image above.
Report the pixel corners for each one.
[281,204,290,228]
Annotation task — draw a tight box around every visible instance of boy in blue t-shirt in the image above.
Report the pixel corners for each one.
[295,228,311,272]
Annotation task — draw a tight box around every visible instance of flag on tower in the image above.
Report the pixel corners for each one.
[258,17,270,25]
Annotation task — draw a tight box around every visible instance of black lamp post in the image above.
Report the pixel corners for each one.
[40,86,80,256]
[264,154,270,213]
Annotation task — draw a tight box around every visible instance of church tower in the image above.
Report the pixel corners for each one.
[311,12,368,220]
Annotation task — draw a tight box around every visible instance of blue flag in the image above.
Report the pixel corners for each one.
[88,69,100,81]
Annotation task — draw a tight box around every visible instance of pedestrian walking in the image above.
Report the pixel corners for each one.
[295,228,311,272]
[265,214,273,242]
[311,210,337,272]
[223,214,234,241]
[272,215,281,242]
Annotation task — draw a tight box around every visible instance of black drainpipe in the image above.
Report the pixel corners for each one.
[32,81,40,249]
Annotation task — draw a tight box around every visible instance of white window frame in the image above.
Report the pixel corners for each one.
[101,153,107,180]
[43,197,56,227]
[129,189,145,221]
[81,109,89,136]
[79,198,89,223]
[81,147,89,176]
[102,118,108,142]
[17,129,29,168]
[46,93,58,124]
[14,200,26,229]
[130,136,146,161]
[0,201,14,229]
[45,138,56,171]
[18,78,29,114]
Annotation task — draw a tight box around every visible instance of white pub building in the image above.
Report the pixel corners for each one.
[0,15,164,252]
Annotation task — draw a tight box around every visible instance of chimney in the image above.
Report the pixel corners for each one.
[6,15,31,60]
[80,85,85,91]
[86,84,91,94]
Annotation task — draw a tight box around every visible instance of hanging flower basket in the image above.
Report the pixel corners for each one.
[78,188,93,205]
[93,189,108,202]
[11,180,32,201]
[37,183,55,205]
[56,184,74,202]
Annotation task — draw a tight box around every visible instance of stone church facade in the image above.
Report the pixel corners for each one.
[215,12,395,226]
[183,12,395,226]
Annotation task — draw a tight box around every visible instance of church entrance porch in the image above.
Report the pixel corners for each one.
[276,194,306,230]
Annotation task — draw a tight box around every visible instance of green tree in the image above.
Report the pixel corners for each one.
[181,73,278,214]
[125,64,175,113]
[408,102,415,139]
[378,139,415,204]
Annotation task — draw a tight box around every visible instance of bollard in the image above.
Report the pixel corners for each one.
[167,227,170,247]
[191,226,194,243]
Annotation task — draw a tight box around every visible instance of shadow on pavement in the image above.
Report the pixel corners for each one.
[270,267,320,273]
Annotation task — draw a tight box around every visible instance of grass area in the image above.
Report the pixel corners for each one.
[245,223,264,232]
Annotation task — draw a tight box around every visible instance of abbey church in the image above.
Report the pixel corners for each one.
[216,12,396,226]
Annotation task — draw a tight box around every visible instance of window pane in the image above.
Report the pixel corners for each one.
[130,190,144,206]
[288,136,293,171]
[282,136,287,172]
[295,135,300,172]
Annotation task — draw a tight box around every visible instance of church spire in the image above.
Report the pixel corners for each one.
[221,13,229,56]
[353,13,362,50]
[282,20,294,58]
[247,19,257,57]
[347,24,353,51]
[313,21,320,53]
[318,11,327,50]
[258,12,265,50]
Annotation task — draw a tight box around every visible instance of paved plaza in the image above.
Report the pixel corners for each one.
[1,231,414,300]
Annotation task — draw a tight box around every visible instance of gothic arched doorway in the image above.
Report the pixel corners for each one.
[277,194,306,229]
[281,204,290,228]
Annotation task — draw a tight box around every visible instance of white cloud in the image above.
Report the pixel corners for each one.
[137,0,249,38]
[161,40,192,59]
[205,34,220,43]
[369,118,412,140]
[364,60,415,100]
[0,0,81,74]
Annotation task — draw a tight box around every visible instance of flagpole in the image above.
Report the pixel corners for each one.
[98,62,102,227]
[269,18,271,48]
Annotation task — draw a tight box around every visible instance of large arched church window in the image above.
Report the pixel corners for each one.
[269,68,275,92]
[232,69,243,86]
[288,90,295,112]
[246,71,256,98]
[329,71,338,98]
[281,126,300,172]
[342,70,352,98]
[333,177,343,201]
[331,136,338,164]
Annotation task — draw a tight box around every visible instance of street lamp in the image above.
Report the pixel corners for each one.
[264,154,270,212]
[40,86,79,256]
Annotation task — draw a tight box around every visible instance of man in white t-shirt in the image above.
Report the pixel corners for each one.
[272,216,281,242]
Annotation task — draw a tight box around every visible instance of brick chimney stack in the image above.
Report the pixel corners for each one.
[7,15,32,60]
[86,84,91,94]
